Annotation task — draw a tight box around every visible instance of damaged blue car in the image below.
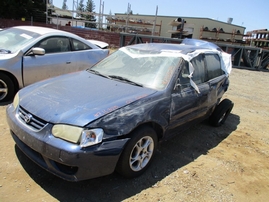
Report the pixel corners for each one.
[6,39,234,181]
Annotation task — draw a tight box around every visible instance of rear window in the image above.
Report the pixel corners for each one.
[191,53,224,85]
[204,54,224,80]
[71,39,91,51]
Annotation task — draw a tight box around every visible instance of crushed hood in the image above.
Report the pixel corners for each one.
[19,71,156,126]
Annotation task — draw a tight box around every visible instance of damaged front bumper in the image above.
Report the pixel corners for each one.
[6,104,129,181]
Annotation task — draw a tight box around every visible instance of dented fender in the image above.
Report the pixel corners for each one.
[88,92,171,138]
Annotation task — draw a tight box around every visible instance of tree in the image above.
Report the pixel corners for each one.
[0,0,46,22]
[77,0,85,17]
[125,3,133,15]
[62,0,68,9]
[84,0,96,28]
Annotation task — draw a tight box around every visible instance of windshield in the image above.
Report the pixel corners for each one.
[90,47,182,90]
[0,27,40,53]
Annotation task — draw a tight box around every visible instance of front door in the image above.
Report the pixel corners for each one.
[22,36,77,86]
[168,56,210,132]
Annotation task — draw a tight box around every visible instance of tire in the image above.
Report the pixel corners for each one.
[209,99,234,127]
[0,74,15,102]
[116,126,158,178]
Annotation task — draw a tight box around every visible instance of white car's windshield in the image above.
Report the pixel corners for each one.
[90,46,182,90]
[0,28,40,53]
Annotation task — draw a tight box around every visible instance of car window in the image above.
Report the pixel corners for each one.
[190,54,206,85]
[179,61,191,89]
[90,47,181,90]
[35,37,71,54]
[204,54,224,80]
[71,38,91,51]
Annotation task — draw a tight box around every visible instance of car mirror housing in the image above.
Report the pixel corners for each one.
[31,47,45,55]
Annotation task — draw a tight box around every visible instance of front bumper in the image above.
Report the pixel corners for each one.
[6,104,129,181]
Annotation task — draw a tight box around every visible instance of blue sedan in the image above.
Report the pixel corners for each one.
[6,39,233,181]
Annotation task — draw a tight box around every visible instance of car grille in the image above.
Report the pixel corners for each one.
[18,106,48,131]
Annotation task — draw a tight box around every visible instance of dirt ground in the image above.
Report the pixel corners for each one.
[0,67,268,202]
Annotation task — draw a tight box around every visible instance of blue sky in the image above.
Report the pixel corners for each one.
[53,0,268,32]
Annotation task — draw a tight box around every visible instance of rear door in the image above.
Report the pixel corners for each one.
[204,54,226,107]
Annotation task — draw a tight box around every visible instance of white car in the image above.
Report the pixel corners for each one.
[87,39,109,49]
[0,26,109,102]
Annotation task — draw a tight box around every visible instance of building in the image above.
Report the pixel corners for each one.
[49,6,86,27]
[107,14,246,44]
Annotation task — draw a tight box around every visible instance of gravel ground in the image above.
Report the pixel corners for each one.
[0,68,268,202]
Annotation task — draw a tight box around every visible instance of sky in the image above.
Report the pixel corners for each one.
[53,0,268,32]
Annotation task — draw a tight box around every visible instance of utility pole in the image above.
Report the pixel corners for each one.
[99,0,102,29]
[46,0,48,24]
[152,6,158,35]
[125,3,131,33]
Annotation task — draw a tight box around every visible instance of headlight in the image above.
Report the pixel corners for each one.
[52,125,103,147]
[12,93,19,109]
[80,128,103,148]
[52,125,83,143]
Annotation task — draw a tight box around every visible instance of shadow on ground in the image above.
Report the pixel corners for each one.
[0,101,11,107]
[15,113,240,202]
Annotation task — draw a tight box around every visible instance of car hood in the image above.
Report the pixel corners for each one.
[19,71,156,126]
[0,52,18,60]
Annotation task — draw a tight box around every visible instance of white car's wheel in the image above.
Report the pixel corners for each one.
[0,74,15,102]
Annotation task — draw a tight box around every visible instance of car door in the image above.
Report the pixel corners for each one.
[169,55,210,131]
[204,54,227,108]
[22,36,79,86]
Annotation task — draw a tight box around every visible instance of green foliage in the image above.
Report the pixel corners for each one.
[0,0,46,22]
[77,0,85,17]
[62,0,68,10]
[85,0,96,28]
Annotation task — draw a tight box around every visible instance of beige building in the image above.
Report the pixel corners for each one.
[108,14,246,44]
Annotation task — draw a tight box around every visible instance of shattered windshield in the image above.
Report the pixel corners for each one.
[90,46,182,90]
[0,27,40,53]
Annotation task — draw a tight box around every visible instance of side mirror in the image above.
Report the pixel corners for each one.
[31,47,45,55]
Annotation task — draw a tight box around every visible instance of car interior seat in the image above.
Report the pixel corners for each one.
[45,38,61,53]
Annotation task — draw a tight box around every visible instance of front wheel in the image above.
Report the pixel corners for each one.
[0,74,15,102]
[209,99,234,127]
[116,126,157,178]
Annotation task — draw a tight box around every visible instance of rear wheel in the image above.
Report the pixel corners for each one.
[209,99,234,127]
[0,74,15,102]
[116,126,157,178]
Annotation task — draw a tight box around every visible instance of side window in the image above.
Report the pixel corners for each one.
[179,61,191,89]
[71,39,91,51]
[35,37,71,54]
[190,54,206,85]
[205,54,224,80]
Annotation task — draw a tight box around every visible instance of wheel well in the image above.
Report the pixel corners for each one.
[127,122,164,142]
[0,70,19,93]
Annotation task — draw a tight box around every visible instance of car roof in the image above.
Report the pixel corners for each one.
[12,26,70,35]
[126,39,223,55]
[122,39,231,76]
